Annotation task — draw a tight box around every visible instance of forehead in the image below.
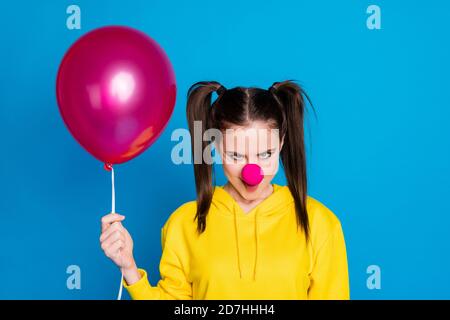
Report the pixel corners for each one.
[221,121,280,152]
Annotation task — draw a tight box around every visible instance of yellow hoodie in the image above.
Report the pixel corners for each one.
[123,184,350,300]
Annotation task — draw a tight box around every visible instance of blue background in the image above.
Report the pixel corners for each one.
[0,0,449,299]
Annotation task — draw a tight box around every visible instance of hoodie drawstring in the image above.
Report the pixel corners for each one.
[233,207,258,281]
[215,184,291,282]
[253,213,258,281]
[233,210,242,279]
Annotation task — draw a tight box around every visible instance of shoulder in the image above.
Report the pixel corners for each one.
[306,195,343,249]
[158,200,198,248]
[306,196,341,229]
[162,200,197,233]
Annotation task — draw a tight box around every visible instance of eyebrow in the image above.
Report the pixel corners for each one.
[257,148,276,156]
[226,148,276,156]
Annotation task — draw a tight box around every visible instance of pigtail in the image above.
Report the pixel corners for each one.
[270,80,312,242]
[186,81,223,234]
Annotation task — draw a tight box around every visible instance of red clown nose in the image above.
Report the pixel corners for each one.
[241,163,264,186]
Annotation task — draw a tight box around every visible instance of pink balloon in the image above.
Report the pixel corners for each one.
[241,163,264,186]
[56,26,176,165]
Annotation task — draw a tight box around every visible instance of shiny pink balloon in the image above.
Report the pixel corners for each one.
[56,26,176,165]
[241,163,264,186]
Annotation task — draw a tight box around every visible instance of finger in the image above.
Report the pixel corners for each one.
[101,230,123,251]
[101,213,125,230]
[105,239,125,259]
[101,212,125,227]
[100,221,124,242]
[101,213,125,232]
[101,230,125,250]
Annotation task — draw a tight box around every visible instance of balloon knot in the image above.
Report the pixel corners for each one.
[104,163,113,171]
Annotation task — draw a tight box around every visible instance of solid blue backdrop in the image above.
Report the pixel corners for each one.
[0,0,449,299]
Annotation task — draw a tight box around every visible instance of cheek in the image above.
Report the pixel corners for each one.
[260,156,280,177]
[222,163,243,179]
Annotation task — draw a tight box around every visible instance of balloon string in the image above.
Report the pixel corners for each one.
[118,273,124,301]
[109,166,124,301]
[111,166,115,213]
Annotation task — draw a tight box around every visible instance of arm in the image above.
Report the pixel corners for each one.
[307,221,350,300]
[100,212,193,300]
[122,222,192,300]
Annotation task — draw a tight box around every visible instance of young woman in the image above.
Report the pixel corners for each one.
[100,80,350,299]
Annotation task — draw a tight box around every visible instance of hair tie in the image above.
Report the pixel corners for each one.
[216,85,227,96]
[268,85,277,95]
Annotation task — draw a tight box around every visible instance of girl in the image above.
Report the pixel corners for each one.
[100,80,350,299]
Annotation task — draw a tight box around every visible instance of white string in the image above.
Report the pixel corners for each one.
[111,166,115,213]
[110,166,124,300]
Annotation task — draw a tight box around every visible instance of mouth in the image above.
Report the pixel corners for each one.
[241,179,259,192]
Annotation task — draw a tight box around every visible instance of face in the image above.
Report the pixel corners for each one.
[216,120,284,201]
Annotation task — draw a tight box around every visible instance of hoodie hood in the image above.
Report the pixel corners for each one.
[211,183,294,281]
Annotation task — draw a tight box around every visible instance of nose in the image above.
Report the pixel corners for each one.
[241,163,264,186]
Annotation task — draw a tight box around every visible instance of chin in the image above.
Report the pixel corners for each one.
[240,181,262,198]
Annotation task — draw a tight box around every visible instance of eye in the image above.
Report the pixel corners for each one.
[227,152,244,161]
[258,151,273,160]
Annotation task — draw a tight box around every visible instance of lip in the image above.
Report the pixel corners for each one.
[242,179,259,192]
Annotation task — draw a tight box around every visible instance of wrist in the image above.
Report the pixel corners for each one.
[121,262,141,285]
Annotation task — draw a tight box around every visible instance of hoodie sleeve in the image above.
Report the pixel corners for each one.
[123,219,192,300]
[307,220,350,300]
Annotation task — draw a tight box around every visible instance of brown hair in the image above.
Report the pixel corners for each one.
[186,80,314,242]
